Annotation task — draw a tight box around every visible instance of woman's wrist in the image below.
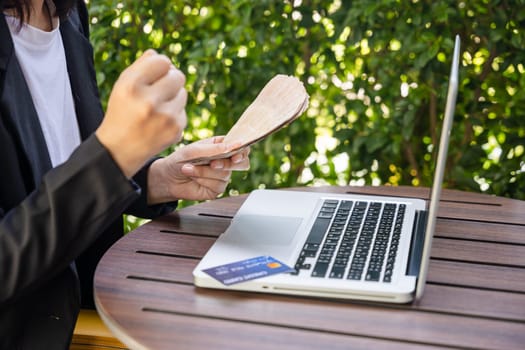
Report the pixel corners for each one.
[146,158,174,205]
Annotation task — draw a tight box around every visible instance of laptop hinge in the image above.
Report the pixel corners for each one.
[406,210,428,277]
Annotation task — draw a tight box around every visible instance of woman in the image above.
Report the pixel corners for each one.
[0,0,249,347]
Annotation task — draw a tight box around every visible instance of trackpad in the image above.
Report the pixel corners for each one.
[227,215,303,245]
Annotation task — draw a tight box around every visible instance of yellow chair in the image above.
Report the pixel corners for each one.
[70,309,127,350]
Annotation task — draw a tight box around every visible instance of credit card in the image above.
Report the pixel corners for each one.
[202,256,294,286]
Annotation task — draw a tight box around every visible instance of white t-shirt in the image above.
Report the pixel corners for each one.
[5,11,81,168]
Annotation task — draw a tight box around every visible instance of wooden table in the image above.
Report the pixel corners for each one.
[94,186,525,350]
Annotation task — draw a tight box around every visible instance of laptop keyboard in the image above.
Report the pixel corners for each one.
[291,199,406,283]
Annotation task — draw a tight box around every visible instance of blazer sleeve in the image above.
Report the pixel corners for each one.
[125,160,179,218]
[0,135,140,305]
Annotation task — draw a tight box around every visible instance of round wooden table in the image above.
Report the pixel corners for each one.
[94,186,525,349]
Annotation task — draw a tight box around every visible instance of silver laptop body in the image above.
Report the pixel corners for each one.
[193,36,460,303]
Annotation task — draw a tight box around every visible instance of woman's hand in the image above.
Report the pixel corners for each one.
[147,136,250,203]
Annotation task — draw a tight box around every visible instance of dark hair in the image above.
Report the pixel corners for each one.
[2,0,77,24]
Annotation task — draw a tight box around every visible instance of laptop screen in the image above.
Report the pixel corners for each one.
[415,35,461,300]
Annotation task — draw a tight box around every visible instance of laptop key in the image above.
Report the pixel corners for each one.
[347,271,362,280]
[300,249,317,258]
[365,271,380,281]
[306,217,332,245]
[329,265,345,279]
[304,243,320,251]
[312,262,329,277]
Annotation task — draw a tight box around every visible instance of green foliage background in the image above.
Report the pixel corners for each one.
[86,0,525,229]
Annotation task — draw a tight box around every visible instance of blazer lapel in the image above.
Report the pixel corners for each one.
[60,10,104,140]
[0,14,52,186]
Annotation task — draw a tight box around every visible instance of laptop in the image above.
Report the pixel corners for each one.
[193,36,460,303]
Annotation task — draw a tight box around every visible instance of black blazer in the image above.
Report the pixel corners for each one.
[0,2,174,348]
